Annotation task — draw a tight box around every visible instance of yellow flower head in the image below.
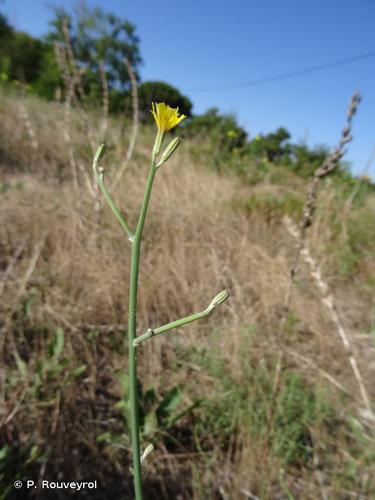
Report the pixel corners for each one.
[151,102,186,132]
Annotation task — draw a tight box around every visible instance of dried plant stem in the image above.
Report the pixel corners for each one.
[291,92,361,278]
[55,33,98,210]
[60,21,96,151]
[54,42,79,193]
[286,349,349,395]
[54,42,70,91]
[99,61,109,141]
[17,98,38,152]
[61,19,88,114]
[63,76,79,194]
[111,59,139,192]
[325,301,372,412]
[284,215,373,418]
[274,93,370,431]
[282,93,373,417]
[278,93,361,348]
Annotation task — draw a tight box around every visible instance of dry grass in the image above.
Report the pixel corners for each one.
[0,90,375,499]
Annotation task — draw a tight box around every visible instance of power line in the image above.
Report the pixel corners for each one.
[190,50,375,92]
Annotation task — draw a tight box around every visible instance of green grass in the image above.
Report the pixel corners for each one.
[231,190,304,222]
[180,329,333,468]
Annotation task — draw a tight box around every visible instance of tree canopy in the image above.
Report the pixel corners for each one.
[137,81,193,120]
[186,107,248,150]
[46,2,141,93]
[0,14,44,83]
[0,2,142,105]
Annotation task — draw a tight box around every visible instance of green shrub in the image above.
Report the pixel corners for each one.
[231,190,304,222]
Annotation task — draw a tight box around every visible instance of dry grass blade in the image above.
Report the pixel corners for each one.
[2,235,47,321]
[240,490,261,500]
[0,239,26,297]
[110,59,139,192]
[286,349,350,395]
[0,234,47,402]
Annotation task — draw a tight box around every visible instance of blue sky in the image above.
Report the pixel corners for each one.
[3,0,375,177]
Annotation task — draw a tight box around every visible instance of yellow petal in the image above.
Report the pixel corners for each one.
[150,102,186,132]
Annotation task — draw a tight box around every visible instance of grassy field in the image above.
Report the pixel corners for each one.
[0,89,375,499]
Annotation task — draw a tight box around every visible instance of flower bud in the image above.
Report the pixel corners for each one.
[209,289,230,309]
[94,143,106,166]
[157,137,181,167]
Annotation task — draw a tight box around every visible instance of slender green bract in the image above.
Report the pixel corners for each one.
[92,104,229,500]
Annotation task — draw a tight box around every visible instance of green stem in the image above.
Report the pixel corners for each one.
[128,133,161,500]
[127,245,142,499]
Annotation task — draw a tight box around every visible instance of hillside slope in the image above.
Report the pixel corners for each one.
[0,91,375,499]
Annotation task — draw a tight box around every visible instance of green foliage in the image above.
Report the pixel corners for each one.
[232,190,304,222]
[188,337,333,467]
[115,374,199,442]
[31,44,61,100]
[0,13,10,34]
[0,323,87,496]
[185,107,248,174]
[330,174,375,206]
[271,374,329,466]
[290,143,329,178]
[137,81,193,119]
[8,326,87,401]
[187,107,247,149]
[228,127,355,182]
[347,206,375,268]
[246,127,291,164]
[97,378,200,461]
[0,442,50,499]
[0,3,142,105]
[0,16,44,84]
[340,418,375,493]
[324,196,375,279]
[184,113,351,183]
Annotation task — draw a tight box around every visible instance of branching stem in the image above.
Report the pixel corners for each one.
[133,290,230,347]
[92,144,134,241]
[92,124,229,500]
